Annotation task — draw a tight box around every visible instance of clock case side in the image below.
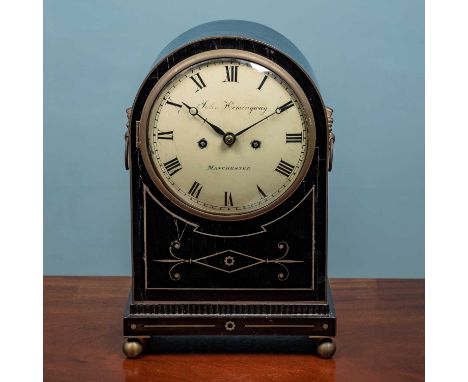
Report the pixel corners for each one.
[124,22,334,337]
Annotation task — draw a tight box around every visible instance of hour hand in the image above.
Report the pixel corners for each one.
[182,102,225,136]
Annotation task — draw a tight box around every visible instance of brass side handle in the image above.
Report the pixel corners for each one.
[124,107,132,171]
[124,130,130,170]
[326,106,335,172]
[328,131,335,172]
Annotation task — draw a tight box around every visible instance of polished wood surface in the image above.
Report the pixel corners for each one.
[44,277,424,381]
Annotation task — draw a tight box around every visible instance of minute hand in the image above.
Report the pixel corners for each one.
[235,100,294,137]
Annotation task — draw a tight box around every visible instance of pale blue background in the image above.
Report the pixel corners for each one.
[44,0,424,277]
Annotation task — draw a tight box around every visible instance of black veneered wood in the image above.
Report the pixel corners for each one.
[125,26,334,340]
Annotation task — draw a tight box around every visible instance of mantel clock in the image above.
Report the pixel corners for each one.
[122,20,337,358]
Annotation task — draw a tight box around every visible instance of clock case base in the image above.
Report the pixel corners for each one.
[123,282,336,340]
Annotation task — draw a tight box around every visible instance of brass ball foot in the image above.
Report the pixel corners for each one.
[316,338,336,359]
[123,339,144,358]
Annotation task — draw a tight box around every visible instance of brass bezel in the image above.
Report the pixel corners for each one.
[139,49,316,221]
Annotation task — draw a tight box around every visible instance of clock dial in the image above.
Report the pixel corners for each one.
[143,54,316,219]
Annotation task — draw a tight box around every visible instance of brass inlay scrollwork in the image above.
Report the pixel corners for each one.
[154,241,302,282]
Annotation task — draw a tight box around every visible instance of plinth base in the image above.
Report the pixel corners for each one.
[123,284,336,358]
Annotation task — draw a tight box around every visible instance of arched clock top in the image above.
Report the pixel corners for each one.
[130,21,331,152]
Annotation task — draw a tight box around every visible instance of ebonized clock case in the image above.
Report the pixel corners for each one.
[123,20,336,356]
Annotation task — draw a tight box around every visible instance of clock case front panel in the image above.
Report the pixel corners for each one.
[124,21,335,339]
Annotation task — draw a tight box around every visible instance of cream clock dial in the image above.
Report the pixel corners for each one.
[140,51,316,220]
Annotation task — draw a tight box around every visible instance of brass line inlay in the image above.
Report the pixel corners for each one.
[244,324,315,328]
[134,300,328,304]
[143,324,215,328]
[144,186,316,291]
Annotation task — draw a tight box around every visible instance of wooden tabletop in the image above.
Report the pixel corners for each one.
[44,277,424,381]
